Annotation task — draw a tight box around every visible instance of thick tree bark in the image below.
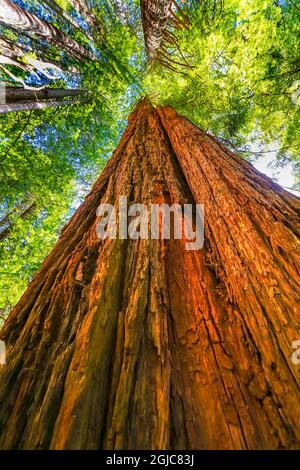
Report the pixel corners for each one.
[0,0,97,62]
[141,0,173,61]
[0,99,299,450]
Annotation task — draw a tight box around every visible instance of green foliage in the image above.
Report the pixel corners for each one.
[0,0,145,312]
[144,0,300,176]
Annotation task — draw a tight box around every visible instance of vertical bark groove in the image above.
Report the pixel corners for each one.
[0,99,299,449]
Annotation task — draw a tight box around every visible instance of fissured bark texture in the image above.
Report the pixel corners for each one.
[0,99,299,449]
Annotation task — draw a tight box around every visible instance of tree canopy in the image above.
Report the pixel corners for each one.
[0,0,299,319]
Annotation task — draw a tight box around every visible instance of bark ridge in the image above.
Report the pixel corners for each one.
[0,99,299,450]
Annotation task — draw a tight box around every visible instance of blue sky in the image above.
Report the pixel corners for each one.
[254,154,296,193]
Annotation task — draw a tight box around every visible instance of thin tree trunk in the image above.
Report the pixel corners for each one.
[141,0,173,61]
[0,36,31,60]
[42,0,95,43]
[0,194,35,228]
[0,98,79,114]
[0,35,64,72]
[4,87,84,103]
[0,99,299,450]
[0,0,97,62]
[0,202,37,242]
[0,37,65,85]
[0,35,78,74]
[141,0,191,64]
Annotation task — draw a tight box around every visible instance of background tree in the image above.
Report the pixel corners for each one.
[0,0,144,316]
[143,0,300,182]
[0,0,98,60]
[0,0,299,450]
[0,1,299,330]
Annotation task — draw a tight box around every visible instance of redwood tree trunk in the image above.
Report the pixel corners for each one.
[0,99,79,114]
[0,0,97,62]
[3,87,84,103]
[0,99,299,450]
[0,88,83,113]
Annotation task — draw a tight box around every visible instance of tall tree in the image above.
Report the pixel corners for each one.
[0,98,81,113]
[141,0,172,61]
[144,0,300,175]
[0,86,85,114]
[42,0,95,42]
[67,0,104,37]
[0,0,144,315]
[0,0,98,61]
[3,86,84,103]
[0,36,65,80]
[141,0,191,65]
[0,99,299,450]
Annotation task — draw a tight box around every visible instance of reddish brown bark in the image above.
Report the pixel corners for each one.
[141,0,191,65]
[141,0,172,61]
[0,99,299,449]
